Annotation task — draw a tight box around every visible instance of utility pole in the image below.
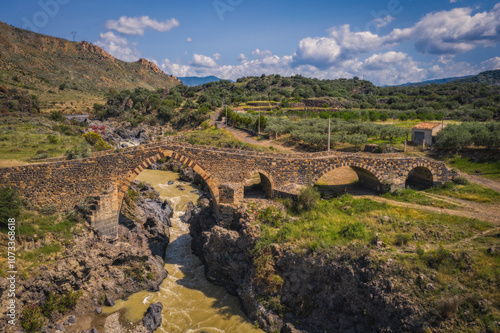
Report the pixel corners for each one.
[258,110,261,135]
[225,104,228,126]
[71,31,77,42]
[327,118,331,152]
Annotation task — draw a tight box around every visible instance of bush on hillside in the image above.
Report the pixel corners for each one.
[295,186,321,211]
[0,186,23,230]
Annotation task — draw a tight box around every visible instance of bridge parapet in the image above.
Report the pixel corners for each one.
[0,142,452,236]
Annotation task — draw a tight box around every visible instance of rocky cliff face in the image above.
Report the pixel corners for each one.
[0,181,172,333]
[188,203,424,333]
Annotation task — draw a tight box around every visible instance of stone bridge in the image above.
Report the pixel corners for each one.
[0,141,452,236]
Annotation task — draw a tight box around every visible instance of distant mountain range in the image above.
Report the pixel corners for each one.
[178,76,233,86]
[392,69,500,87]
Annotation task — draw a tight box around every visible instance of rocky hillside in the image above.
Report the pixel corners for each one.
[0,21,180,112]
[188,199,500,333]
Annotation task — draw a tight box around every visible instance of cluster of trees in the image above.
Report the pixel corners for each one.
[315,107,493,122]
[90,73,498,143]
[435,122,500,151]
[226,108,408,150]
[94,87,209,129]
[0,85,40,114]
[187,73,499,117]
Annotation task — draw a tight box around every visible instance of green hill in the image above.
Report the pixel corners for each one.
[454,70,500,85]
[0,21,180,113]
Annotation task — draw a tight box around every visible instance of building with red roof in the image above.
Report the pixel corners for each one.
[411,122,444,146]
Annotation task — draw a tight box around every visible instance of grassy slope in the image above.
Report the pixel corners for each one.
[0,21,180,113]
[0,116,89,163]
[252,195,500,332]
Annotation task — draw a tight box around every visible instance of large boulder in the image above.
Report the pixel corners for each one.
[142,302,163,333]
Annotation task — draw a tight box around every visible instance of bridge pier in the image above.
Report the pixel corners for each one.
[86,182,120,238]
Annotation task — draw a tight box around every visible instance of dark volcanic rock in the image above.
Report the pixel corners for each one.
[0,180,172,333]
[104,295,115,307]
[187,202,425,333]
[142,302,163,333]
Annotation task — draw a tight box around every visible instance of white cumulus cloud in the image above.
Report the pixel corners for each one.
[387,4,500,54]
[251,49,273,58]
[105,16,180,35]
[293,37,342,68]
[373,15,395,28]
[192,54,218,68]
[95,31,141,62]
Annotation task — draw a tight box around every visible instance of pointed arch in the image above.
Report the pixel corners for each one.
[243,169,274,199]
[117,149,220,205]
[312,163,384,192]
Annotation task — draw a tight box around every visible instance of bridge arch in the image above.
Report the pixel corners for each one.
[312,163,384,193]
[118,149,220,205]
[243,169,274,199]
[405,163,437,189]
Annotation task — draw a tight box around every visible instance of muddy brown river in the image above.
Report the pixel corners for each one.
[102,169,263,333]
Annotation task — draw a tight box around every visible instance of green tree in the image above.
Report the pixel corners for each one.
[0,186,22,230]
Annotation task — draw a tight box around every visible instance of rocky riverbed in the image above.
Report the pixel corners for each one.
[0,181,172,333]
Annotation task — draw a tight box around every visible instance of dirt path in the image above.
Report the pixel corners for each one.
[361,194,500,224]
[212,110,297,152]
[464,174,500,192]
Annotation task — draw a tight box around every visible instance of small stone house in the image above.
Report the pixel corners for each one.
[411,122,443,146]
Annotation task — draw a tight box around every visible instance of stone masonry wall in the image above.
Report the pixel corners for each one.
[0,141,453,236]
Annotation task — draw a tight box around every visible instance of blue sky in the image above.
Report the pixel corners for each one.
[1,0,500,85]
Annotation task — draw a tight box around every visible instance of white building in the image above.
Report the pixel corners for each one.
[411,122,443,146]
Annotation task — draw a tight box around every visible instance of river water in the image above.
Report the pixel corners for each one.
[102,169,263,333]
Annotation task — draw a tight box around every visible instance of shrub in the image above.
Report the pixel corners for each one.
[124,265,145,282]
[65,145,90,160]
[94,140,112,151]
[42,290,82,317]
[0,186,22,230]
[21,305,45,332]
[417,244,453,269]
[49,111,64,122]
[47,134,59,144]
[339,222,367,240]
[55,124,75,136]
[452,176,470,185]
[394,233,411,246]
[83,132,112,151]
[295,186,320,211]
[439,295,460,318]
[82,132,102,145]
[257,206,286,227]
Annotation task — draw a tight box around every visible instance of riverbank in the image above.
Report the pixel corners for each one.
[0,181,172,332]
[187,197,500,333]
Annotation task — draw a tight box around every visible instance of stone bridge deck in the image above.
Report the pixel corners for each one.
[0,140,452,236]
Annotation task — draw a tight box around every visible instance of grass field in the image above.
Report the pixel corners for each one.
[381,188,458,209]
[448,157,500,180]
[0,116,89,163]
[250,195,500,332]
[426,182,500,203]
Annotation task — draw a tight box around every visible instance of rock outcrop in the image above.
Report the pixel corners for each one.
[0,181,172,333]
[142,302,163,333]
[188,202,425,333]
